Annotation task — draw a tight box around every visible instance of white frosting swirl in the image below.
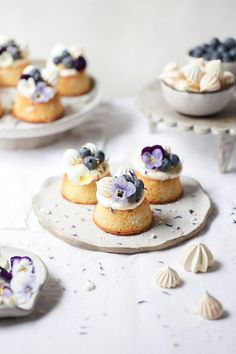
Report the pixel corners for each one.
[41,67,59,86]
[0,51,13,68]
[132,156,182,181]
[96,176,145,211]
[17,77,36,98]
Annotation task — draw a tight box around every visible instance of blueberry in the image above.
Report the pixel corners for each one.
[6,39,17,47]
[210,37,220,48]
[222,52,231,62]
[95,150,105,163]
[216,44,227,54]
[203,54,211,61]
[229,47,236,60]
[159,158,171,172]
[210,51,222,60]
[135,179,144,200]
[29,69,43,83]
[127,191,138,203]
[83,156,97,170]
[7,46,21,59]
[169,154,180,167]
[223,37,236,50]
[53,56,62,65]
[74,56,87,71]
[79,146,91,158]
[63,56,75,68]
[61,50,70,58]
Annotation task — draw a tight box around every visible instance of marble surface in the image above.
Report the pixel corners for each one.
[0,99,236,354]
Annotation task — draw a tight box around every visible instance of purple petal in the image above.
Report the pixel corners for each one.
[152,148,163,167]
[0,267,12,282]
[125,182,136,197]
[141,144,165,157]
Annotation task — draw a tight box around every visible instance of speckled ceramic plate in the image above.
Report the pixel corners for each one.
[0,246,47,318]
[32,176,212,254]
[0,59,102,149]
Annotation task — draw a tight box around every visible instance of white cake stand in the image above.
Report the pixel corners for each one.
[136,80,236,172]
[0,60,102,149]
[32,175,212,254]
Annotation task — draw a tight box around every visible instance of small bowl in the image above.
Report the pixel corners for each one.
[161,81,235,117]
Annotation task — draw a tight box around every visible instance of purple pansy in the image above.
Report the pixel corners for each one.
[32,82,55,103]
[141,145,165,170]
[112,176,136,205]
[0,267,12,282]
[10,256,34,276]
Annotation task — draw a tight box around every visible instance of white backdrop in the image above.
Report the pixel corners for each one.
[2,0,236,97]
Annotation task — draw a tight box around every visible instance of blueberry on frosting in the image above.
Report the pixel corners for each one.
[49,44,87,74]
[0,36,27,68]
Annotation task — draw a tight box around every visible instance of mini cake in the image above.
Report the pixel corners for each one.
[47,44,91,96]
[61,143,110,204]
[0,36,30,87]
[0,100,3,117]
[13,65,64,123]
[132,145,183,204]
[93,167,153,235]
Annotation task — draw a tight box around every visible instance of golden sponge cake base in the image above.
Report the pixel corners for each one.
[0,104,4,118]
[93,198,153,236]
[136,172,183,204]
[0,59,31,87]
[13,92,64,123]
[61,171,110,205]
[57,71,92,96]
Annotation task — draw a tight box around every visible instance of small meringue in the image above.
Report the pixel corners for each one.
[200,73,220,92]
[182,63,203,83]
[63,149,80,167]
[84,142,97,155]
[180,242,214,273]
[41,67,59,86]
[205,60,223,80]
[155,266,180,288]
[221,71,235,88]
[197,292,224,320]
[96,177,113,198]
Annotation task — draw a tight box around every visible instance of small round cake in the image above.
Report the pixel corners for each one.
[46,44,91,96]
[13,65,64,123]
[61,143,110,204]
[93,167,153,236]
[0,36,30,87]
[133,145,183,204]
[0,100,4,118]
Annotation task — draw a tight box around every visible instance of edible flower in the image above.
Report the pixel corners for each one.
[111,176,136,205]
[0,285,15,306]
[141,145,165,170]
[67,164,93,186]
[32,82,55,103]
[10,272,37,304]
[10,256,34,276]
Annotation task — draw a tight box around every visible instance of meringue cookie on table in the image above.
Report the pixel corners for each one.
[197,292,224,320]
[221,71,235,88]
[155,266,180,288]
[180,242,214,273]
[205,59,223,80]
[200,73,221,92]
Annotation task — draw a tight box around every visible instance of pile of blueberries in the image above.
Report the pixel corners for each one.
[53,50,87,72]
[0,39,23,60]
[21,68,43,84]
[79,146,105,170]
[159,152,180,172]
[123,173,144,203]
[189,37,236,62]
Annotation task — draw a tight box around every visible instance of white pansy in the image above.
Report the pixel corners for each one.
[11,272,37,305]
[0,52,13,68]
[0,285,15,306]
[41,67,59,86]
[67,164,93,186]
[17,77,36,98]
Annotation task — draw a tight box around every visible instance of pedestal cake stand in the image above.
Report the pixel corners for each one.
[136,81,236,172]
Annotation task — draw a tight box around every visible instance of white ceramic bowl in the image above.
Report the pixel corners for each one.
[161,81,235,117]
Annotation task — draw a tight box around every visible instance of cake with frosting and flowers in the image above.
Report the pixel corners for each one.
[0,36,30,87]
[160,58,234,92]
[132,145,183,204]
[93,167,153,235]
[46,44,91,96]
[61,143,110,204]
[12,65,64,123]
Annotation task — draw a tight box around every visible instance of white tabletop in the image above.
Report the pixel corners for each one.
[0,98,235,354]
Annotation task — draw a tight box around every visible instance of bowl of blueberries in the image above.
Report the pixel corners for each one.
[188,37,236,77]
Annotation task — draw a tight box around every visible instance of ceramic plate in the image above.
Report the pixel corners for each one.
[32,176,212,254]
